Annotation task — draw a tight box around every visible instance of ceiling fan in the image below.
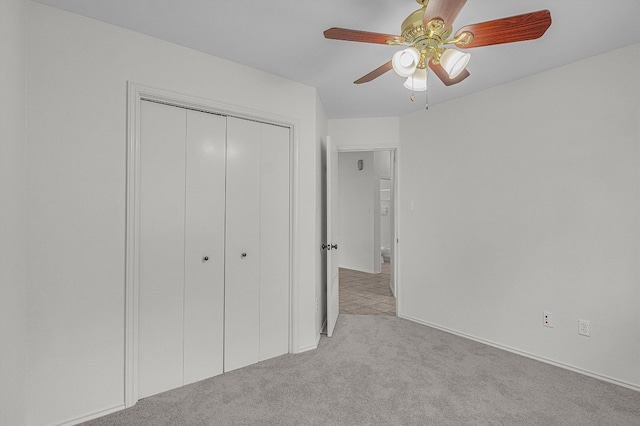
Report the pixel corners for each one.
[324,0,551,92]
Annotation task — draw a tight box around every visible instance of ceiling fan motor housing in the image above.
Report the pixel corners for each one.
[400,6,452,67]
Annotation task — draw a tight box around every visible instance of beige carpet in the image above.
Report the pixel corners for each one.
[85,315,640,425]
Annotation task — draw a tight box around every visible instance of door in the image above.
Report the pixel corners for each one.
[224,117,290,372]
[224,117,261,372]
[326,136,340,337]
[138,101,226,398]
[183,109,226,385]
[258,123,290,361]
[137,101,290,396]
[138,101,186,398]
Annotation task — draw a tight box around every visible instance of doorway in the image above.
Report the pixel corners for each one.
[337,149,397,316]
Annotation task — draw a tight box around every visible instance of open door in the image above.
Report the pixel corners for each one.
[325,136,340,337]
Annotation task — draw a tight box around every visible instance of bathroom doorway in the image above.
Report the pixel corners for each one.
[337,149,396,316]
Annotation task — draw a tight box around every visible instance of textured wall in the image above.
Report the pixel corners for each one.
[399,43,640,388]
[26,3,321,424]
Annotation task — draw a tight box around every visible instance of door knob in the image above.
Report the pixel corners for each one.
[241,252,247,258]
[331,244,338,250]
[321,244,327,250]
[203,256,209,261]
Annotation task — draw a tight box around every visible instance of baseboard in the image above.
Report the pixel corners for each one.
[399,314,640,393]
[51,330,315,425]
[297,339,319,354]
[52,403,125,426]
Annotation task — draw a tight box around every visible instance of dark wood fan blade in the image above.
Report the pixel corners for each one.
[454,10,551,49]
[423,0,467,29]
[428,59,470,86]
[324,28,404,45]
[354,61,393,84]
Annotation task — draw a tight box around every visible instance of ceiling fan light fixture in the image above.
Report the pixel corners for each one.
[403,67,427,91]
[440,48,471,79]
[392,47,420,77]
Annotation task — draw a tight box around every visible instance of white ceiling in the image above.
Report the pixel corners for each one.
[33,0,640,119]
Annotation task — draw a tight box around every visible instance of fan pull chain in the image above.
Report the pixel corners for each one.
[425,91,428,109]
[410,75,415,102]
[407,71,428,108]
[425,70,429,110]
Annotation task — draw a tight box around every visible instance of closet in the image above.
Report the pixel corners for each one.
[138,100,290,399]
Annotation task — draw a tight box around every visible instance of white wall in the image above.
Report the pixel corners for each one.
[374,150,391,178]
[329,116,399,148]
[399,43,640,388]
[0,1,28,424]
[338,152,376,273]
[26,3,320,425]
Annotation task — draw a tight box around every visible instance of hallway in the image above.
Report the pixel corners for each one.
[339,262,396,316]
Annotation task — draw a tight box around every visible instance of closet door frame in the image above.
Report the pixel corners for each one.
[124,82,299,407]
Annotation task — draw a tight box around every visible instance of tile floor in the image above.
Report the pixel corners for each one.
[339,261,396,316]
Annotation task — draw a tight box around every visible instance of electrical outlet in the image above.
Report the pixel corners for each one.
[578,319,591,337]
[543,311,554,328]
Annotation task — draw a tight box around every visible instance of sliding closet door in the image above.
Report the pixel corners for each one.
[139,101,186,398]
[224,117,262,372]
[183,110,226,384]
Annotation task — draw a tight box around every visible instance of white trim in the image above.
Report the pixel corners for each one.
[337,145,395,152]
[298,341,320,354]
[391,149,402,302]
[399,314,640,393]
[125,83,141,407]
[51,404,125,426]
[289,123,300,354]
[125,82,300,406]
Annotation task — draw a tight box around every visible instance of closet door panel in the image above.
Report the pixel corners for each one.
[259,125,290,361]
[183,110,226,384]
[138,101,186,398]
[224,117,261,372]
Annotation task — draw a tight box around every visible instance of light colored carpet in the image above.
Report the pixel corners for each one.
[85,315,640,425]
